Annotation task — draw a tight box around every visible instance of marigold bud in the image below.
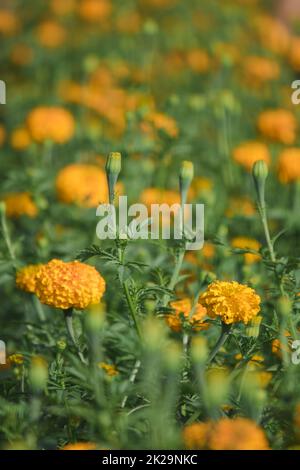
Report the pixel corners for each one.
[252,160,268,207]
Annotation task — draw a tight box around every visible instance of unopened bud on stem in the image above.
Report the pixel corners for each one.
[105,152,122,204]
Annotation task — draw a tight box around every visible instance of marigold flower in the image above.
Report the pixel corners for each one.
[16,264,43,294]
[51,0,76,16]
[145,112,179,138]
[0,125,6,147]
[0,9,19,35]
[99,362,119,377]
[182,422,211,450]
[27,107,75,144]
[186,48,210,74]
[231,237,261,264]
[232,141,271,172]
[226,196,256,218]
[288,37,300,72]
[10,127,31,150]
[257,109,297,145]
[209,418,269,450]
[140,188,180,207]
[277,148,300,183]
[242,56,280,84]
[56,163,111,207]
[255,15,290,55]
[199,281,261,325]
[2,192,38,218]
[78,0,112,23]
[166,298,208,333]
[34,259,106,310]
[62,442,97,450]
[36,21,67,48]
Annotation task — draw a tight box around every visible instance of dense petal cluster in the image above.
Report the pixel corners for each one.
[27,106,75,144]
[56,163,110,207]
[16,264,42,293]
[277,148,300,183]
[166,298,208,333]
[34,259,106,309]
[199,281,261,324]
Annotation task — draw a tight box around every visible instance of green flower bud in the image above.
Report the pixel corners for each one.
[179,160,194,205]
[56,339,67,351]
[29,356,48,392]
[252,160,268,208]
[105,152,122,204]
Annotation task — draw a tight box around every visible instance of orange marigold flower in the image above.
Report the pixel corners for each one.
[243,56,280,84]
[16,264,43,294]
[62,442,97,450]
[34,259,106,310]
[226,196,256,218]
[257,109,297,145]
[231,237,261,264]
[0,125,6,147]
[166,298,208,333]
[36,21,67,48]
[27,107,75,144]
[0,9,19,36]
[10,127,31,150]
[288,37,300,72]
[56,163,110,208]
[277,148,300,184]
[140,187,180,207]
[255,15,290,55]
[99,362,119,377]
[182,422,211,450]
[78,0,112,23]
[3,192,38,218]
[146,112,179,138]
[232,141,271,172]
[186,48,210,74]
[209,418,269,450]
[199,281,261,325]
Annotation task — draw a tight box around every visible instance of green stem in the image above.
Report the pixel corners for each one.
[259,205,276,263]
[64,310,88,365]
[207,323,232,365]
[0,207,16,268]
[123,279,143,341]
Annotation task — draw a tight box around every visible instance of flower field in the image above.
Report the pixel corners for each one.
[1,0,300,451]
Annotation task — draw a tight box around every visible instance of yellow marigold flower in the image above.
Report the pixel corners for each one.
[0,125,6,147]
[277,148,300,184]
[3,192,38,218]
[62,442,97,450]
[36,20,67,48]
[99,362,119,377]
[56,163,110,207]
[199,281,261,325]
[209,418,269,450]
[78,0,112,23]
[16,264,43,294]
[166,298,209,333]
[10,127,31,151]
[257,109,297,145]
[231,237,261,264]
[232,141,271,172]
[8,354,24,365]
[182,422,211,450]
[27,107,75,144]
[226,196,256,218]
[0,9,19,36]
[243,56,280,84]
[34,259,106,310]
[272,331,291,358]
